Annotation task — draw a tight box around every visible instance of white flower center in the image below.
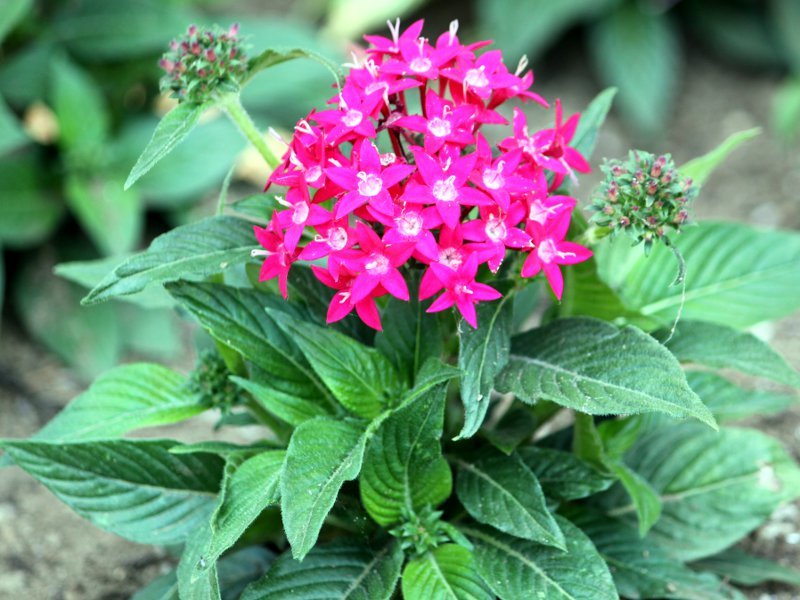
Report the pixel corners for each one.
[357,171,383,197]
[304,165,322,184]
[410,56,432,73]
[439,247,463,269]
[482,165,505,190]
[464,66,488,89]
[292,202,310,225]
[365,253,390,275]
[537,238,557,263]
[342,109,363,127]
[396,211,422,237]
[365,81,389,97]
[528,200,563,225]
[432,176,457,202]
[328,227,348,251]
[427,117,452,138]
[485,216,507,242]
[455,283,473,296]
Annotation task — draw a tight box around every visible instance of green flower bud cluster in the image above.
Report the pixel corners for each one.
[159,24,247,105]
[591,150,697,252]
[186,350,245,414]
[389,506,471,557]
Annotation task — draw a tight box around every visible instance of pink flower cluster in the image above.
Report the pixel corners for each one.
[253,19,592,330]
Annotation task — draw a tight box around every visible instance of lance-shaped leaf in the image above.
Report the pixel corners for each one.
[570,86,617,163]
[30,363,204,442]
[125,101,212,190]
[360,376,451,526]
[244,47,343,88]
[0,439,223,545]
[680,128,761,188]
[455,449,565,549]
[231,376,331,427]
[687,371,796,423]
[496,318,716,428]
[660,320,800,388]
[281,417,369,560]
[457,290,514,439]
[241,539,403,600]
[691,547,800,588]
[516,446,614,502]
[401,544,492,600]
[268,308,402,419]
[463,517,617,600]
[83,216,255,305]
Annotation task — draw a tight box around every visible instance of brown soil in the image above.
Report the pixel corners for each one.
[1,49,799,599]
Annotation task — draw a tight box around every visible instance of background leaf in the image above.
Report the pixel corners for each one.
[401,544,492,600]
[0,0,30,42]
[687,371,796,423]
[0,94,28,155]
[679,128,761,187]
[691,546,800,588]
[517,446,614,502]
[51,55,108,157]
[232,376,331,427]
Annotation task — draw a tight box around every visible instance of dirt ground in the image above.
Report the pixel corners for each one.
[1,47,799,599]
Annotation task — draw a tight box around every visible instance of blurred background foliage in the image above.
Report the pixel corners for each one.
[1,0,799,381]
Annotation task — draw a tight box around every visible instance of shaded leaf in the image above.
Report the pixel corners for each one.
[570,86,617,164]
[517,446,614,502]
[0,94,28,155]
[402,544,492,600]
[245,47,343,87]
[691,546,800,588]
[687,371,796,423]
[231,376,331,427]
[680,128,761,188]
[0,0,30,42]
[51,56,108,155]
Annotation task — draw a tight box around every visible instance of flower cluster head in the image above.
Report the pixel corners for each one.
[253,19,593,330]
[160,23,247,104]
[186,350,246,415]
[591,151,698,252]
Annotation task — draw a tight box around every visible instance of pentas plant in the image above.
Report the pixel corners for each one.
[254,20,592,330]
[4,19,800,600]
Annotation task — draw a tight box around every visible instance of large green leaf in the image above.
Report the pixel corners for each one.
[772,0,800,72]
[457,291,514,439]
[82,216,255,304]
[589,4,679,135]
[573,509,742,600]
[51,56,108,156]
[0,94,28,155]
[241,539,403,600]
[268,309,403,419]
[496,318,716,427]
[687,371,796,423]
[0,0,30,42]
[605,422,800,560]
[464,517,617,600]
[360,376,451,526]
[455,449,565,549]
[661,320,800,388]
[281,417,369,560]
[32,363,203,441]
[231,376,331,427]
[325,0,424,42]
[570,86,617,165]
[773,75,800,144]
[516,446,613,502]
[691,546,800,588]
[401,544,493,600]
[0,439,223,545]
[680,128,761,188]
[167,282,330,404]
[596,222,800,329]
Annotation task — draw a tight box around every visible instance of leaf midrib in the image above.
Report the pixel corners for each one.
[341,543,390,599]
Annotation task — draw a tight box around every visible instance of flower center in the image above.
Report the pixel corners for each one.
[439,247,463,269]
[396,211,422,237]
[292,201,310,225]
[485,216,507,242]
[357,171,383,197]
[365,253,390,275]
[482,165,505,190]
[327,227,348,251]
[304,165,322,184]
[528,199,563,225]
[342,109,363,127]
[454,283,473,296]
[410,56,432,74]
[464,66,488,89]
[537,238,558,263]
[432,176,458,202]
[427,117,452,138]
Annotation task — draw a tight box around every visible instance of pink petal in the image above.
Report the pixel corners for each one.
[419,267,444,300]
[350,273,380,304]
[427,291,456,313]
[557,241,593,265]
[455,295,478,328]
[327,292,354,323]
[334,191,367,219]
[521,252,542,278]
[437,200,461,229]
[355,298,382,331]
[472,282,503,302]
[358,140,381,172]
[381,268,409,300]
[543,262,564,300]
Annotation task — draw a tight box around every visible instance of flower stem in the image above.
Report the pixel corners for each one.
[221,93,280,169]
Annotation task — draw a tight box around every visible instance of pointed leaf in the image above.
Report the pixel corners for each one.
[517,446,614,502]
[0,0,30,42]
[241,539,402,600]
[51,56,108,154]
[231,376,331,427]
[570,86,617,163]
[496,318,716,428]
[0,94,28,155]
[691,547,800,587]
[687,371,796,423]
[245,47,343,88]
[0,439,223,545]
[606,460,662,536]
[680,128,761,187]
[455,449,565,549]
[402,544,492,600]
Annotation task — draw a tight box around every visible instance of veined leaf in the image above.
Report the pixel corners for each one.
[281,417,369,560]
[457,290,514,439]
[484,408,537,455]
[606,460,662,537]
[496,318,716,428]
[464,517,617,600]
[0,439,223,545]
[661,320,800,388]
[401,544,492,600]
[400,358,461,407]
[231,376,331,427]
[691,546,800,588]
[83,216,255,305]
[687,371,796,423]
[241,538,403,600]
[455,449,565,549]
[680,128,761,188]
[360,376,451,526]
[244,47,343,88]
[517,446,614,502]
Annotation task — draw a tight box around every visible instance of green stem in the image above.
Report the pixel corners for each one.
[221,93,280,169]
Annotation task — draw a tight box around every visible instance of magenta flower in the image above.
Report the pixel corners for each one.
[314,85,383,144]
[419,225,471,300]
[394,90,475,154]
[273,185,331,253]
[312,265,384,331]
[253,223,296,299]
[379,203,442,261]
[426,253,502,328]
[470,135,534,210]
[461,202,531,272]
[343,222,414,304]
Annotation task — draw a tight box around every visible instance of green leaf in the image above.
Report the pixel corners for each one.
[464,517,617,600]
[573,509,743,600]
[82,216,254,305]
[596,222,800,329]
[570,87,617,164]
[661,320,800,388]
[0,94,28,155]
[606,460,662,536]
[281,417,369,560]
[241,538,403,600]
[230,193,280,221]
[455,449,565,549]
[516,446,614,502]
[166,282,329,404]
[0,0,30,42]
[457,291,514,439]
[691,546,800,587]
[0,439,223,545]
[401,544,493,600]
[772,0,800,72]
[325,0,425,42]
[64,175,142,256]
[118,304,182,360]
[269,309,402,419]
[245,47,343,88]
[687,371,796,423]
[680,128,761,188]
[589,4,679,135]
[32,363,203,441]
[231,376,331,427]
[51,56,108,155]
[124,102,211,190]
[606,422,800,560]
[360,375,451,526]
[483,407,537,454]
[773,76,800,144]
[496,318,716,428]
